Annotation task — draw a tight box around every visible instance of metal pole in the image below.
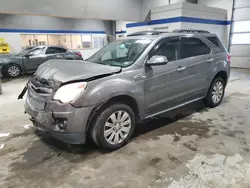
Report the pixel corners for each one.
[228,0,236,52]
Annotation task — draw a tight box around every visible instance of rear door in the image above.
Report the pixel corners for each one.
[45,47,66,61]
[23,47,46,72]
[177,37,212,99]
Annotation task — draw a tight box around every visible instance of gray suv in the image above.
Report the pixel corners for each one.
[0,45,83,77]
[20,31,230,150]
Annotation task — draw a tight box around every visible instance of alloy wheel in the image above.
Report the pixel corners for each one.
[8,66,20,77]
[212,81,224,104]
[104,110,131,145]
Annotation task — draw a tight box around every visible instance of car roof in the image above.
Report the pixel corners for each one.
[34,45,67,49]
[125,32,217,41]
[127,30,169,37]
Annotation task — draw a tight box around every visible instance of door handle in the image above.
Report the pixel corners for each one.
[177,66,186,72]
[207,58,214,63]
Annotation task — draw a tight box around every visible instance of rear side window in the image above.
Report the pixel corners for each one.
[206,36,225,52]
[180,38,211,59]
[46,47,65,54]
[60,48,67,53]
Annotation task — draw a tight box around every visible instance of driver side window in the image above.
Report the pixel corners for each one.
[150,38,179,62]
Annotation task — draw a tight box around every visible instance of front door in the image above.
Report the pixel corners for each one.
[145,37,183,115]
[23,47,46,72]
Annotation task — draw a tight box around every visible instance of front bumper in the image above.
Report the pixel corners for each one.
[25,97,94,144]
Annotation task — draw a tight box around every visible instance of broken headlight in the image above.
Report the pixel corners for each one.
[53,82,87,103]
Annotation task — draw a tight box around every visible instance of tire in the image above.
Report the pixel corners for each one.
[3,64,21,78]
[203,77,225,108]
[91,103,136,151]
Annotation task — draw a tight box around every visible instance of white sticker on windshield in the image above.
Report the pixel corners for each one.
[123,61,131,65]
[135,40,151,44]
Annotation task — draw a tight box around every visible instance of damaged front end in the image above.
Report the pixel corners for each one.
[18,76,61,100]
[18,59,122,144]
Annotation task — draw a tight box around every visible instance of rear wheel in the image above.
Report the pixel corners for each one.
[91,103,135,150]
[203,77,225,107]
[3,64,21,77]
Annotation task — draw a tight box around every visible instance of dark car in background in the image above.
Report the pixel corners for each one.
[0,45,83,77]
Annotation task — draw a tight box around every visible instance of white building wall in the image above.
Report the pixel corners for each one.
[151,3,183,20]
[126,2,228,47]
[198,0,233,20]
[126,23,182,34]
[142,0,197,19]
[181,3,228,46]
[0,0,143,21]
[230,0,250,68]
[181,23,227,45]
[116,21,130,38]
[126,25,151,34]
[116,21,129,32]
[198,0,250,68]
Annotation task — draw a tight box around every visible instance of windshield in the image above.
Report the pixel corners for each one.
[14,46,36,56]
[87,39,152,67]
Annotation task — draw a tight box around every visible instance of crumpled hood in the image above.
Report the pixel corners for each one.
[35,59,121,84]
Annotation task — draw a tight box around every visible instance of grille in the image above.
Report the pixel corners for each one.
[29,77,53,95]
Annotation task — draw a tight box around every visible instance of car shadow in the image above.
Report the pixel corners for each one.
[35,100,207,155]
[133,100,206,138]
[1,74,33,83]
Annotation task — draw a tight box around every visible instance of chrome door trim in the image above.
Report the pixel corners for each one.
[145,97,204,119]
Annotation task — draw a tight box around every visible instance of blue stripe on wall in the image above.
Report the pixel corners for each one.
[126,22,149,28]
[0,28,106,34]
[181,17,231,25]
[126,16,231,28]
[116,31,126,34]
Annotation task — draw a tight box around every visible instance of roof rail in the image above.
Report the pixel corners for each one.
[127,31,168,36]
[173,29,210,34]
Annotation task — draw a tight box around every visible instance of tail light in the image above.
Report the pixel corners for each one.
[75,52,82,57]
[227,53,231,64]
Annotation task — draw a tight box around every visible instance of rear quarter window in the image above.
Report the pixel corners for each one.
[206,36,225,52]
[180,38,211,59]
[60,48,67,53]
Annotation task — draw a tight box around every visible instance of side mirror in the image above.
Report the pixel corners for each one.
[146,55,168,66]
[24,53,32,58]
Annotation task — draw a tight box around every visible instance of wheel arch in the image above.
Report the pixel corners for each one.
[213,71,228,84]
[205,70,228,97]
[86,94,140,135]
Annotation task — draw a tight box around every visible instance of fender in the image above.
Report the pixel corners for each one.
[72,76,146,117]
[205,58,230,93]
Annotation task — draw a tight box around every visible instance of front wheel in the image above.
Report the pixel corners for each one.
[3,64,21,77]
[203,77,225,108]
[91,103,135,150]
